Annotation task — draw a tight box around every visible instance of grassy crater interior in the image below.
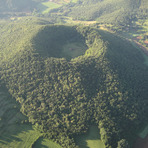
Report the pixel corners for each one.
[32,25,88,60]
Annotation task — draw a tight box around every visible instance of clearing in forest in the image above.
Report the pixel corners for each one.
[75,126,105,148]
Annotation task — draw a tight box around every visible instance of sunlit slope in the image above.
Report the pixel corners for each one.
[0,19,148,148]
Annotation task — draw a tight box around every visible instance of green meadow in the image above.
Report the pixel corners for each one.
[37,1,62,14]
[75,126,105,148]
[62,42,87,60]
[32,137,62,148]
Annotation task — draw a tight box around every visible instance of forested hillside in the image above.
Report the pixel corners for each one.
[0,0,147,29]
[56,0,148,26]
[0,18,148,148]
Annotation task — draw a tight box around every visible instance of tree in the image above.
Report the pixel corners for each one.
[117,139,129,148]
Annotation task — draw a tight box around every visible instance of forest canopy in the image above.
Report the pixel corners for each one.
[0,19,148,147]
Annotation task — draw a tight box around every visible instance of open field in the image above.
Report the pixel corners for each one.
[75,126,105,148]
[37,2,62,14]
[32,137,62,148]
[36,0,79,14]
[0,124,41,148]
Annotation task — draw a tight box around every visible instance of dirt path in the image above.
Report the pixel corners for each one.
[133,136,148,148]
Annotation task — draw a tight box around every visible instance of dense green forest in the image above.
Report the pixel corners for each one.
[0,18,148,148]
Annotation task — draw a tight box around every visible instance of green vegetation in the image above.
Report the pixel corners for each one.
[139,124,148,139]
[0,0,147,31]
[0,18,148,148]
[0,85,41,148]
[55,0,148,27]
[62,42,87,60]
[0,1,148,148]
[37,1,62,14]
[75,126,105,148]
[0,125,41,148]
[32,25,87,59]
[32,137,62,148]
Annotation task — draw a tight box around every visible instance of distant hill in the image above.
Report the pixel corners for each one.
[0,18,148,147]
[0,0,75,12]
[56,0,148,26]
[0,0,35,12]
[0,0,147,28]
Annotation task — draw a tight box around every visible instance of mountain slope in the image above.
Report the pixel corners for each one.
[0,18,148,148]
[56,0,148,26]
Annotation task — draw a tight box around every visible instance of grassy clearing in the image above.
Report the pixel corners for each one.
[37,0,78,14]
[0,124,41,148]
[32,137,62,148]
[62,42,87,60]
[75,126,105,148]
[37,2,62,14]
